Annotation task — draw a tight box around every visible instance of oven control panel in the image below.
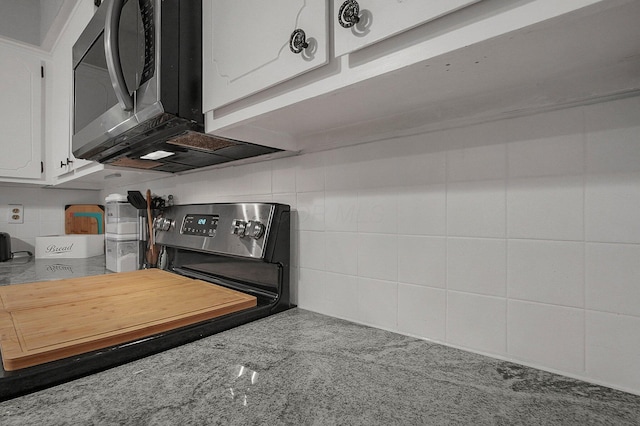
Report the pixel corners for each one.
[155,203,287,259]
[182,214,219,237]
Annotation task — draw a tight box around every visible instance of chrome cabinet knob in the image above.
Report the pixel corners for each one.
[289,28,309,54]
[338,0,360,28]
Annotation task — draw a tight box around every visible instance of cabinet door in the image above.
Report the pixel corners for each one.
[333,0,480,57]
[0,44,43,179]
[203,0,328,111]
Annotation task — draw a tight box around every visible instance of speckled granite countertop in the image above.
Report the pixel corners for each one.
[1,307,639,425]
[0,255,108,286]
[1,259,639,424]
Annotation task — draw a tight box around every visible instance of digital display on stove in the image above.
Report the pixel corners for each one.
[181,214,219,236]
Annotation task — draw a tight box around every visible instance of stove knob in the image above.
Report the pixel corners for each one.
[154,217,174,231]
[247,220,265,239]
[231,219,247,237]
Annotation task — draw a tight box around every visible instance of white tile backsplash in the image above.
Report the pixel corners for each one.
[323,272,359,321]
[297,268,326,312]
[397,236,446,288]
[585,173,640,244]
[585,243,640,317]
[397,185,446,236]
[296,191,325,231]
[271,157,296,194]
[447,143,507,182]
[357,277,398,329]
[508,240,584,308]
[447,180,506,238]
[447,238,506,297]
[447,291,507,355]
[508,300,585,373]
[324,190,358,232]
[585,96,640,175]
[507,175,584,241]
[298,231,326,270]
[295,152,325,193]
[357,233,397,281]
[357,188,397,234]
[586,310,640,393]
[325,232,358,276]
[398,283,446,341]
[100,95,640,395]
[506,107,585,178]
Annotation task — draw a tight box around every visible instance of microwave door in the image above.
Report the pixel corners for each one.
[72,0,161,159]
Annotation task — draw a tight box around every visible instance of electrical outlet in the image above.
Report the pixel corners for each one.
[8,204,24,224]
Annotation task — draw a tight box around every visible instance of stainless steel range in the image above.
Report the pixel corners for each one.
[0,202,291,400]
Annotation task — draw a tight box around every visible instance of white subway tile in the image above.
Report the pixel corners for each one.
[507,119,584,178]
[446,291,506,355]
[447,180,506,238]
[508,240,584,308]
[325,232,358,276]
[398,236,446,288]
[393,135,446,186]
[447,143,506,182]
[358,233,397,281]
[508,300,584,373]
[356,140,402,189]
[249,161,272,195]
[297,268,326,313]
[324,145,361,191]
[296,192,324,231]
[272,193,296,210]
[447,238,506,297]
[586,310,640,392]
[586,243,640,317]
[229,166,253,196]
[357,189,397,234]
[325,190,358,232]
[271,157,296,194]
[398,284,446,341]
[507,175,584,241]
[39,220,64,237]
[585,173,640,244]
[357,277,398,330]
[324,272,359,321]
[397,185,446,236]
[298,231,325,270]
[585,96,640,174]
[28,205,56,225]
[288,266,299,306]
[296,152,325,193]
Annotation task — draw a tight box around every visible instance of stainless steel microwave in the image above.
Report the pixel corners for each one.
[72,0,280,173]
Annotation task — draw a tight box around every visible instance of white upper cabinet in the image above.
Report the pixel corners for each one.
[203,0,639,154]
[203,0,329,110]
[0,43,43,180]
[333,0,480,57]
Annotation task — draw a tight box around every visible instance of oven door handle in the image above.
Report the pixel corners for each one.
[104,0,134,112]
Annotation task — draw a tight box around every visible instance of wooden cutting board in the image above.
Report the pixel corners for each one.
[0,269,256,371]
[65,204,105,234]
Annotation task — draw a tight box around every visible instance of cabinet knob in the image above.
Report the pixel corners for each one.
[289,29,309,54]
[338,0,361,28]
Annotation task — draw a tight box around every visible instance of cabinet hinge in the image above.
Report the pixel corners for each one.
[41,66,44,78]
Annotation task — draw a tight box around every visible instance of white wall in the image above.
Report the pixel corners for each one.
[0,186,100,252]
[102,95,640,395]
